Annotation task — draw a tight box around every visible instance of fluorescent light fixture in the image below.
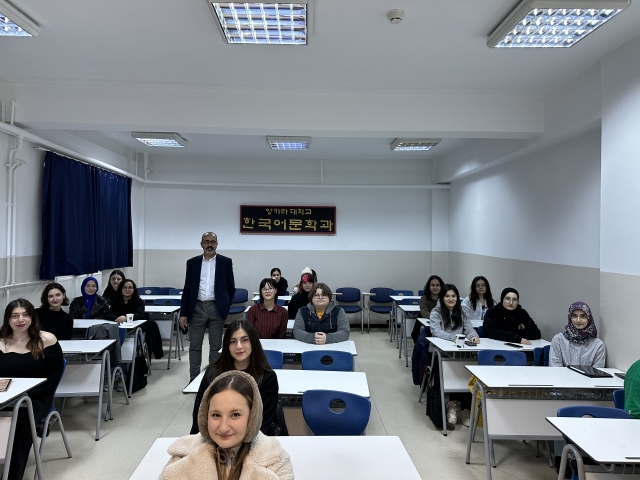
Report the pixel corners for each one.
[266,136,310,150]
[0,0,39,37]
[391,139,441,152]
[210,2,308,45]
[131,132,187,148]
[488,0,630,48]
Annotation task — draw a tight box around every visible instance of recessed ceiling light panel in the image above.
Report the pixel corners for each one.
[210,2,307,45]
[488,0,630,48]
[391,139,441,151]
[0,1,40,37]
[131,132,187,148]
[266,136,310,150]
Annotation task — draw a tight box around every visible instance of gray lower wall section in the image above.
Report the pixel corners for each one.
[449,251,601,352]
[600,271,640,370]
[142,249,433,300]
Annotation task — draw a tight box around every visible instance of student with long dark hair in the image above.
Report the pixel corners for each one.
[0,299,64,480]
[105,279,146,324]
[36,282,73,340]
[270,268,288,296]
[190,320,280,436]
[164,371,293,480]
[412,274,444,342]
[461,276,495,320]
[247,278,288,339]
[102,269,125,302]
[429,284,479,427]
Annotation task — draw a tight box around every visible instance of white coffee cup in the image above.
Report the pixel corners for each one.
[455,334,466,347]
[126,314,134,325]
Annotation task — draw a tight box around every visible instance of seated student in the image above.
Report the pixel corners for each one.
[102,269,125,302]
[68,276,110,319]
[625,358,640,419]
[483,287,541,345]
[412,274,444,342]
[293,282,350,345]
[191,320,280,436]
[164,371,293,480]
[549,301,605,367]
[270,268,288,296]
[247,278,288,339]
[287,272,316,320]
[290,267,316,295]
[0,299,64,480]
[461,276,496,320]
[429,284,479,426]
[36,282,73,340]
[105,279,146,324]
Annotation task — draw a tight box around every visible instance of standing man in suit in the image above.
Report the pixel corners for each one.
[179,232,236,381]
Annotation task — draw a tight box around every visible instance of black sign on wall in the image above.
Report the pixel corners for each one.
[240,205,336,235]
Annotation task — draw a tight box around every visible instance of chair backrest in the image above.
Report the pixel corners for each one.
[263,350,284,369]
[477,326,485,338]
[277,299,285,306]
[232,288,249,304]
[477,350,527,366]
[369,288,393,304]
[418,290,424,296]
[301,351,353,371]
[302,389,371,435]
[557,405,630,419]
[159,287,172,295]
[612,389,625,410]
[168,288,183,295]
[139,287,162,295]
[154,298,181,306]
[118,327,126,346]
[533,345,550,366]
[335,287,361,303]
[391,289,414,297]
[401,298,419,305]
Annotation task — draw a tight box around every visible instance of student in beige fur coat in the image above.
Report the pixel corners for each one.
[160,370,294,480]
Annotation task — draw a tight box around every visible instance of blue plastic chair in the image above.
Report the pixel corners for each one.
[263,350,284,369]
[302,389,371,435]
[228,288,249,315]
[533,345,550,366]
[139,287,162,295]
[335,288,363,332]
[418,290,424,296]
[612,389,625,409]
[159,287,172,295]
[477,350,527,366]
[301,350,353,371]
[366,288,393,334]
[154,298,180,306]
[556,405,630,480]
[276,298,285,306]
[168,288,183,295]
[477,325,485,338]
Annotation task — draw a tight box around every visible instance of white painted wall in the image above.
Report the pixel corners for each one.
[448,131,601,268]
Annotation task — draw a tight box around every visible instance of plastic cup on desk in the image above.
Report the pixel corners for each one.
[126,314,134,325]
[455,334,465,347]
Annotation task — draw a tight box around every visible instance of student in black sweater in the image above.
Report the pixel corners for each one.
[35,282,74,340]
[105,279,146,323]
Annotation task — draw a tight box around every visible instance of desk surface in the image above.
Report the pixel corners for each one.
[467,365,624,389]
[419,317,483,328]
[59,339,116,354]
[184,369,369,396]
[140,295,181,301]
[0,378,46,407]
[130,435,420,480]
[73,319,147,329]
[391,295,421,301]
[398,304,420,311]
[145,305,180,313]
[546,417,640,464]
[260,339,357,355]
[429,336,549,353]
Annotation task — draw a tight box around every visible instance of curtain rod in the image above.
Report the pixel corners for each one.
[33,146,135,180]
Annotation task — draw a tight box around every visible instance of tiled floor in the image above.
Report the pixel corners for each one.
[24,329,558,479]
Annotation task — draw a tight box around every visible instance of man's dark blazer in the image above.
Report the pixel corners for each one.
[179,254,236,322]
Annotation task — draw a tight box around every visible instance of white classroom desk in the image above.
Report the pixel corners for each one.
[183,369,369,397]
[260,338,357,360]
[418,317,483,328]
[0,378,46,480]
[139,294,181,302]
[465,365,623,480]
[130,435,421,480]
[145,305,181,369]
[546,417,640,464]
[397,304,420,366]
[426,337,550,436]
[73,319,147,330]
[390,295,421,342]
[57,339,117,440]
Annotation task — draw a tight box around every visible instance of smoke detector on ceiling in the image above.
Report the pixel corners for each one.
[387,9,404,25]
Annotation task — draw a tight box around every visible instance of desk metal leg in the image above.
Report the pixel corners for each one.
[404,312,409,367]
[2,396,45,480]
[436,351,448,436]
[127,328,144,397]
[166,314,174,369]
[96,350,111,440]
[174,312,181,361]
[466,381,493,480]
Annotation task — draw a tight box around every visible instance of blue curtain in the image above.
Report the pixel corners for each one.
[39,152,133,279]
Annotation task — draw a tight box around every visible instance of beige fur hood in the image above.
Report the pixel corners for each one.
[159,432,294,480]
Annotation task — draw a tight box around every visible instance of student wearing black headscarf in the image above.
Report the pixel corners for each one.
[482,287,541,344]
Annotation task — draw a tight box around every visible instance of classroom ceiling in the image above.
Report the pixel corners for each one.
[2,0,639,163]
